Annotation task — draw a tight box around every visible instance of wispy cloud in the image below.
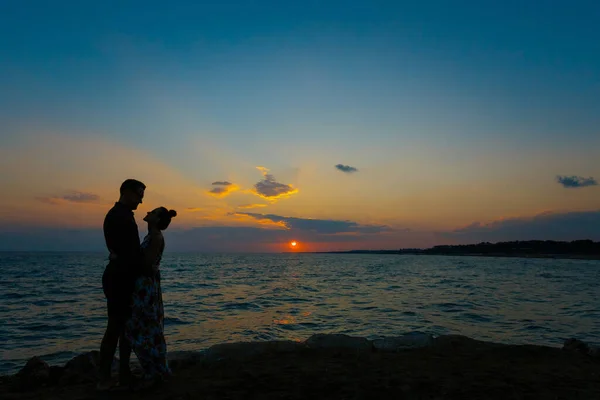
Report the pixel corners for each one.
[36,191,100,205]
[234,212,390,234]
[335,164,358,173]
[238,203,268,209]
[252,167,298,202]
[230,212,289,229]
[207,181,239,198]
[556,175,598,189]
[167,225,396,252]
[441,210,600,242]
[0,224,431,252]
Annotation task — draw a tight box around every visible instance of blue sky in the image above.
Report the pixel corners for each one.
[1,0,599,251]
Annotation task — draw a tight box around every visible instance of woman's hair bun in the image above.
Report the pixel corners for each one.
[168,209,177,218]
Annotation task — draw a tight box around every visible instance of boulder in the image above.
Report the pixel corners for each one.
[305,334,372,350]
[372,332,434,352]
[168,351,205,370]
[48,366,65,386]
[15,356,50,388]
[59,351,100,385]
[64,351,100,373]
[59,351,120,385]
[563,338,599,357]
[433,334,486,348]
[204,340,304,362]
[563,338,590,354]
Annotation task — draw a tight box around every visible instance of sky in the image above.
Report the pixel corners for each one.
[1,0,599,252]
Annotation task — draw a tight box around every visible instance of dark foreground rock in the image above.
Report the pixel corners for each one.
[14,357,49,390]
[2,334,600,399]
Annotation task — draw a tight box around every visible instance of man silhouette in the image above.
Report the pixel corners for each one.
[97,179,146,390]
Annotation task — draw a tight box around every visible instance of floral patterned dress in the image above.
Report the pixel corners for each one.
[124,234,172,381]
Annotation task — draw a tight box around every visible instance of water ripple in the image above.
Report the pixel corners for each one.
[1,252,600,375]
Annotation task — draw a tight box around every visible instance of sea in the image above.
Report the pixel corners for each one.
[1,252,599,375]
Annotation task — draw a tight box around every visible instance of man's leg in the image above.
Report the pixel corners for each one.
[118,326,133,383]
[98,316,120,383]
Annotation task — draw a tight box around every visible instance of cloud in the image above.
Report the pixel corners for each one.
[251,167,298,201]
[238,204,268,209]
[207,181,239,198]
[556,175,598,188]
[178,205,242,225]
[36,191,101,205]
[335,164,358,173]
[63,191,100,202]
[235,212,390,234]
[4,208,597,252]
[168,226,386,252]
[0,228,105,251]
[0,223,432,252]
[441,210,600,242]
[166,223,409,252]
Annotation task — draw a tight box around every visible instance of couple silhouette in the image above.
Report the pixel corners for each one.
[97,179,177,391]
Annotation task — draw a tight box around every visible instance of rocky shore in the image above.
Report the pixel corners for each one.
[2,333,599,399]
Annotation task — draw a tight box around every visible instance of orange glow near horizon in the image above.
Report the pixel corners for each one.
[3,135,599,251]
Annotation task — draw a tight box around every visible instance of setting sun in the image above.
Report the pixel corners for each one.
[290,241,298,248]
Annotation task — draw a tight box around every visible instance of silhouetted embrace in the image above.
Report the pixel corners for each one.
[123,206,177,387]
[97,179,177,391]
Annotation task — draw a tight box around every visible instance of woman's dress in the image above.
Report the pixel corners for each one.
[124,234,171,381]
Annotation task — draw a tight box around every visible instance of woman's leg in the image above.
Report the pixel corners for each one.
[125,278,154,375]
[126,277,170,381]
[155,279,171,378]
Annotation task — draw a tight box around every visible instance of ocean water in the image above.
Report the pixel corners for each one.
[1,252,599,375]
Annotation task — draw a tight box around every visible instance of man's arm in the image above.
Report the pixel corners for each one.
[103,212,144,278]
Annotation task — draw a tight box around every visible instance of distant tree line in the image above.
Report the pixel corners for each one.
[423,240,600,255]
[324,240,600,256]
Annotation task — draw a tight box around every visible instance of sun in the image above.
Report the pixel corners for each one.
[290,241,298,248]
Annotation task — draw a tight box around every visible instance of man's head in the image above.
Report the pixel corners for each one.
[119,179,146,210]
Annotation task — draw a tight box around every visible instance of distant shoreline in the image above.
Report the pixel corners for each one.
[301,239,600,261]
[310,251,600,261]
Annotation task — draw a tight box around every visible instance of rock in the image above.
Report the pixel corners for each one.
[59,351,119,385]
[204,340,304,362]
[433,334,489,349]
[372,332,434,352]
[64,351,100,373]
[563,338,600,358]
[168,351,205,370]
[305,334,372,350]
[563,338,590,354]
[15,356,50,389]
[48,366,65,386]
